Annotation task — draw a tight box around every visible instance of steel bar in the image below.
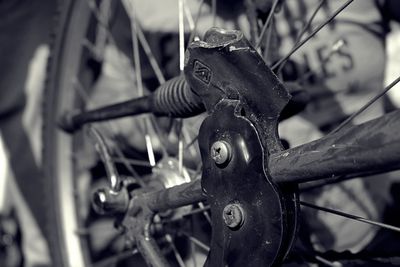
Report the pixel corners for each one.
[269,109,400,183]
[146,179,205,212]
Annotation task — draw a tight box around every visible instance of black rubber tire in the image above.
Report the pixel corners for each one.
[42,0,94,266]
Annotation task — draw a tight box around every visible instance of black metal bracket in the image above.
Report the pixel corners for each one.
[184,28,298,266]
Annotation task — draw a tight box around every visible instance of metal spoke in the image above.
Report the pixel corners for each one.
[82,39,103,61]
[255,0,281,49]
[315,255,342,267]
[295,0,326,46]
[148,116,170,158]
[296,39,345,84]
[185,134,198,150]
[111,144,145,185]
[300,201,400,233]
[181,231,210,252]
[183,0,195,32]
[122,0,157,166]
[198,202,211,225]
[135,23,166,84]
[211,0,217,26]
[86,0,110,59]
[271,0,354,71]
[187,0,205,46]
[262,17,274,62]
[276,0,326,73]
[115,1,167,84]
[166,234,186,267]
[73,77,91,104]
[179,0,185,72]
[144,122,157,167]
[175,119,184,175]
[123,0,144,96]
[113,157,152,167]
[87,0,137,81]
[92,249,139,267]
[329,75,400,134]
[73,78,145,182]
[88,126,122,191]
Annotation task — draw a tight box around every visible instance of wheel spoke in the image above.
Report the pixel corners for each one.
[120,1,167,85]
[122,0,157,166]
[315,255,342,267]
[296,39,345,84]
[179,0,185,72]
[181,231,210,252]
[300,201,400,233]
[329,75,400,134]
[255,0,281,49]
[197,202,211,225]
[185,134,198,150]
[187,0,205,46]
[89,126,122,191]
[276,0,326,73]
[73,78,145,182]
[135,23,166,84]
[166,234,187,267]
[183,0,195,32]
[87,0,137,80]
[176,119,184,174]
[111,143,144,185]
[271,0,354,71]
[112,157,152,167]
[211,0,217,26]
[293,0,326,49]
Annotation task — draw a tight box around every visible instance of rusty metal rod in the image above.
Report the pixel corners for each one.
[269,109,400,183]
[59,76,205,133]
[144,179,205,213]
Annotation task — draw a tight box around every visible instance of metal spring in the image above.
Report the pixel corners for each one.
[152,76,205,117]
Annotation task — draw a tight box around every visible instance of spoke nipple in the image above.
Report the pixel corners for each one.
[210,141,231,166]
[223,203,245,229]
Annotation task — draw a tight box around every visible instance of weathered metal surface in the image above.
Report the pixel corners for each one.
[145,178,206,212]
[198,102,294,266]
[184,28,298,267]
[269,109,400,183]
[184,27,291,155]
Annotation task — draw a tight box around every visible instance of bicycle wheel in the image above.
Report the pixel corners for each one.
[43,0,214,266]
[43,0,400,266]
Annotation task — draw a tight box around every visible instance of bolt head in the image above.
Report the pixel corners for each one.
[210,141,231,165]
[223,204,244,229]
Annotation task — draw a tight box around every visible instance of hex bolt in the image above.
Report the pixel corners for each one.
[210,141,232,165]
[223,204,245,229]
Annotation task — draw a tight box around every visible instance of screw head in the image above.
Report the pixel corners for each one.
[223,204,245,229]
[210,141,231,165]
